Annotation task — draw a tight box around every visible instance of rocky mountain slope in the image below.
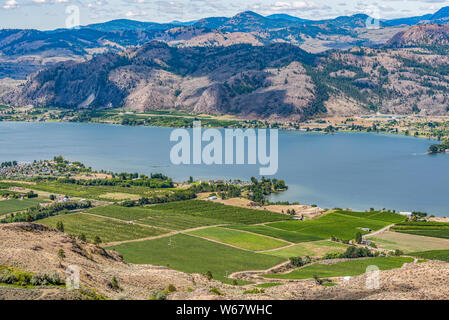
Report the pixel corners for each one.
[387,24,449,47]
[1,222,449,300]
[3,7,449,79]
[4,38,449,119]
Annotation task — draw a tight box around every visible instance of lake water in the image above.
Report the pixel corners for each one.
[0,121,448,216]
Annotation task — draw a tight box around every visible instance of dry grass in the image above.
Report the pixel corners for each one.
[99,193,141,201]
[371,231,449,253]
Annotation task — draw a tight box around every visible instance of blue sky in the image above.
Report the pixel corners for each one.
[1,0,448,30]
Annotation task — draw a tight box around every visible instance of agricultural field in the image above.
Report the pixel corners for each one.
[0,181,162,200]
[264,257,413,280]
[264,241,349,259]
[38,213,167,243]
[108,234,285,284]
[336,210,406,224]
[0,198,44,215]
[391,222,449,239]
[147,200,291,225]
[87,205,223,230]
[370,231,449,253]
[187,227,290,251]
[409,250,449,263]
[266,212,390,240]
[225,225,323,243]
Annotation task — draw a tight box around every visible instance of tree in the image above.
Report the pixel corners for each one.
[205,271,213,280]
[289,256,304,267]
[56,221,64,232]
[428,144,440,154]
[94,236,102,245]
[110,276,120,290]
[355,232,363,244]
[49,194,56,201]
[78,234,87,242]
[57,249,65,261]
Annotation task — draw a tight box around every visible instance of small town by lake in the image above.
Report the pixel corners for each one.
[0,121,448,216]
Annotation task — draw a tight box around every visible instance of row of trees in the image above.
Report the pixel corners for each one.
[0,200,92,223]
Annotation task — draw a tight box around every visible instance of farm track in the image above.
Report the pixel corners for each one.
[256,243,296,253]
[364,224,395,238]
[103,224,228,247]
[81,211,173,232]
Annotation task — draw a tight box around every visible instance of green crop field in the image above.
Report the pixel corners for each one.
[187,227,289,251]
[5,181,164,201]
[264,257,413,280]
[108,234,285,284]
[409,250,449,262]
[391,222,449,239]
[0,198,44,215]
[264,240,348,259]
[88,205,222,230]
[336,210,406,224]
[266,212,390,240]
[225,225,323,243]
[147,200,291,225]
[38,213,167,243]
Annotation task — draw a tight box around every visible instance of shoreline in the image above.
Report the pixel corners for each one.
[0,117,445,144]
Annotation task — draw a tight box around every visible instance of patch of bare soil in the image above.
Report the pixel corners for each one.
[199,196,324,219]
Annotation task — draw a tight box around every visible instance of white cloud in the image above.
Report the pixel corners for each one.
[125,10,147,18]
[3,0,18,8]
[271,1,328,11]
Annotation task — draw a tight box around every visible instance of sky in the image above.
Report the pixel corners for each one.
[0,0,448,30]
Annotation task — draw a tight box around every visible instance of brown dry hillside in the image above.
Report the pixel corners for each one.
[5,37,449,119]
[387,24,449,47]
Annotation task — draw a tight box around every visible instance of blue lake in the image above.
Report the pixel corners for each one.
[0,121,448,216]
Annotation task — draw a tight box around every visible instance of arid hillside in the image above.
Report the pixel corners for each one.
[4,39,449,120]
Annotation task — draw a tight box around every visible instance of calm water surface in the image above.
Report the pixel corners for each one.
[0,121,448,216]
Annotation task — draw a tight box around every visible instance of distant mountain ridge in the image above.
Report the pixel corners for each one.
[5,39,449,119]
[0,6,449,81]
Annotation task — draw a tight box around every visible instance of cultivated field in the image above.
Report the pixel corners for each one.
[225,225,322,243]
[336,210,406,224]
[146,200,291,225]
[39,213,167,243]
[370,231,449,253]
[187,227,290,251]
[410,250,449,263]
[264,240,349,259]
[264,257,413,280]
[108,234,285,284]
[87,205,222,230]
[392,223,449,239]
[0,198,44,215]
[267,211,391,240]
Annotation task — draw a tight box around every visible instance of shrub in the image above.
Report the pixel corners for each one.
[243,288,265,294]
[209,288,223,296]
[150,290,167,300]
[167,284,176,293]
[110,276,120,290]
[204,271,213,280]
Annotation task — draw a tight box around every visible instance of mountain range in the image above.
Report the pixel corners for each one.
[1,7,449,79]
[2,7,449,120]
